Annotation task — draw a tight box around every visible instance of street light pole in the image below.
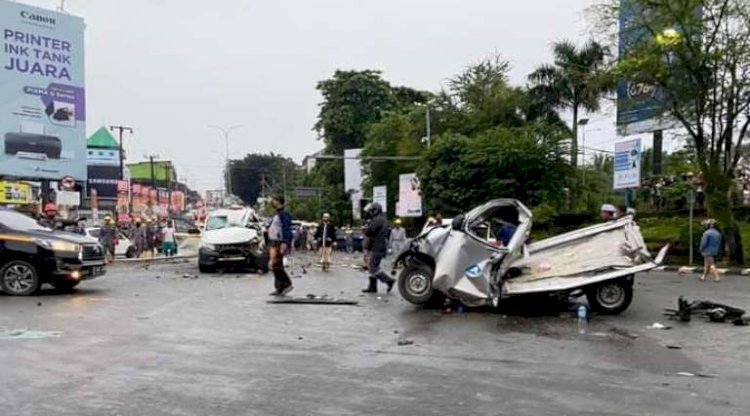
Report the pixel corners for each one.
[208,124,243,195]
[109,125,133,180]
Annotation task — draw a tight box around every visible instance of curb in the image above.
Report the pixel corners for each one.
[655,265,750,276]
[116,255,198,265]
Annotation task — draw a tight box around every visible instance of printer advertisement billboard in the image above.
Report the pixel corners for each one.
[0,0,86,180]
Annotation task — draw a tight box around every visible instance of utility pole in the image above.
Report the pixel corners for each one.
[146,154,159,189]
[209,124,243,196]
[109,125,133,180]
[425,106,431,148]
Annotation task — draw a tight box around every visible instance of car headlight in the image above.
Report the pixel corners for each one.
[36,239,81,253]
[201,242,216,251]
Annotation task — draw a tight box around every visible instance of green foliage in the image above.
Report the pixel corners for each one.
[528,40,613,167]
[417,126,570,215]
[229,153,299,206]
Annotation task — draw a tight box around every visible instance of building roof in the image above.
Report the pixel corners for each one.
[87,127,119,149]
[127,161,177,182]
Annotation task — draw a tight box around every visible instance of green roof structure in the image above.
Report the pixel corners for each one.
[87,127,119,149]
[127,161,177,183]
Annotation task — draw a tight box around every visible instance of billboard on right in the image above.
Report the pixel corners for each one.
[616,0,671,135]
[397,173,422,218]
[614,138,642,190]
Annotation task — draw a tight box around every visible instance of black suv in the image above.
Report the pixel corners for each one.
[0,210,106,296]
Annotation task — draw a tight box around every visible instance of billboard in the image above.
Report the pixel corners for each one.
[614,139,642,189]
[0,180,33,204]
[0,1,86,180]
[373,185,387,213]
[397,173,422,218]
[344,148,364,220]
[87,165,120,199]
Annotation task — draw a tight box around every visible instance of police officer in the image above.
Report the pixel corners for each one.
[362,202,396,293]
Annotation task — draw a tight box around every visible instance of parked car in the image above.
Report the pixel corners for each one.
[393,199,667,314]
[0,209,106,295]
[85,227,132,258]
[198,208,268,273]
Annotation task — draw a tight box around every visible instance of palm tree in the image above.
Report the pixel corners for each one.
[528,40,611,168]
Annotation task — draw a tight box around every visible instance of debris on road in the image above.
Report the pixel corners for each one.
[267,295,359,305]
[665,345,682,350]
[397,338,414,346]
[665,296,746,324]
[650,322,672,330]
[0,329,62,339]
[674,372,716,379]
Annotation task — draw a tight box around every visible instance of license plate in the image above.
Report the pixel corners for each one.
[219,257,246,262]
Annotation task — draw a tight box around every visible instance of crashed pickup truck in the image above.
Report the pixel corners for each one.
[394,199,667,314]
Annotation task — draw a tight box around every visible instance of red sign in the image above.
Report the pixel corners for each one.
[117,180,130,192]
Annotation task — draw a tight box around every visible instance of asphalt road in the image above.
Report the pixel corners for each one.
[2,255,750,416]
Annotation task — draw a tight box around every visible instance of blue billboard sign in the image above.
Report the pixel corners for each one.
[617,0,670,135]
[0,0,86,180]
[614,139,641,189]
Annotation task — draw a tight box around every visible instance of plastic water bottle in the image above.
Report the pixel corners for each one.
[577,305,588,335]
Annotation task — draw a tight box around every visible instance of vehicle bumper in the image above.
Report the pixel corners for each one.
[47,259,107,281]
[199,247,267,267]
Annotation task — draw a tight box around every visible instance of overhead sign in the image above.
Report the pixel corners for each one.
[373,185,387,214]
[294,187,320,199]
[87,148,119,166]
[614,139,642,189]
[56,190,80,206]
[397,173,422,217]
[0,1,86,180]
[87,165,120,199]
[0,180,33,204]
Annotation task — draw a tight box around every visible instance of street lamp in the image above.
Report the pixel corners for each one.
[208,124,243,195]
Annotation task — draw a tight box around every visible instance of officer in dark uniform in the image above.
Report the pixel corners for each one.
[362,202,396,293]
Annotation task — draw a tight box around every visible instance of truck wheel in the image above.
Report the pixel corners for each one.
[586,279,633,315]
[398,263,438,306]
[52,278,80,292]
[1,260,40,296]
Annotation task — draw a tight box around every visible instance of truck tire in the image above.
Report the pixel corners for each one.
[52,278,80,292]
[1,260,40,296]
[398,263,442,306]
[586,278,633,315]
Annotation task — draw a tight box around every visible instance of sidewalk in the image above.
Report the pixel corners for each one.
[116,253,197,264]
[656,265,750,276]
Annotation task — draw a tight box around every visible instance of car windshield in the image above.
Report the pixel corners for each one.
[205,212,246,231]
[0,210,48,231]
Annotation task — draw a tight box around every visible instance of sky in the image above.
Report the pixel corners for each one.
[17,0,678,192]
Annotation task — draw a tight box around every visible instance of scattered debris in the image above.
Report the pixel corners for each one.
[267,296,359,305]
[136,316,150,320]
[36,302,42,307]
[609,327,639,339]
[298,336,304,341]
[393,330,399,334]
[665,297,746,323]
[650,322,671,330]
[666,345,682,350]
[0,329,62,339]
[397,338,414,346]
[674,371,716,379]
[155,275,161,279]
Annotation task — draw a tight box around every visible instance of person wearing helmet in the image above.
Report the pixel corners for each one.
[389,218,407,256]
[38,203,60,229]
[99,215,117,263]
[315,213,336,271]
[362,202,396,293]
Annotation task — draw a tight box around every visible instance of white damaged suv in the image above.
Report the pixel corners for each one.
[198,208,268,273]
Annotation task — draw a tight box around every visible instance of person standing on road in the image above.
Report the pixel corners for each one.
[161,220,177,257]
[362,202,396,294]
[268,196,294,296]
[315,213,336,271]
[135,221,150,258]
[389,219,407,256]
[700,219,723,282]
[99,215,117,263]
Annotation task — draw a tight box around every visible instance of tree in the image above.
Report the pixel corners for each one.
[594,0,750,264]
[417,126,570,215]
[229,153,299,206]
[528,40,612,167]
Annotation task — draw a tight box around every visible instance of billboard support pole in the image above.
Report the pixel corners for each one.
[653,130,663,176]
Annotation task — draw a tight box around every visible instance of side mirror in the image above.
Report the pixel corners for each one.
[452,215,465,231]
